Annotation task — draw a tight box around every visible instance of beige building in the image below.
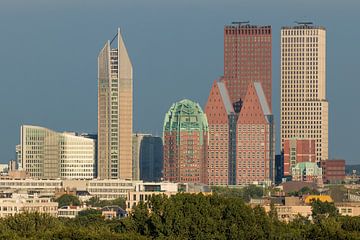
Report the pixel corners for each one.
[0,194,58,218]
[19,125,96,179]
[98,28,133,179]
[280,24,328,162]
[132,133,151,180]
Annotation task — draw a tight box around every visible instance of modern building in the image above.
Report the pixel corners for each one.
[280,23,328,162]
[204,80,236,185]
[19,125,96,179]
[291,162,323,185]
[236,82,275,185]
[283,139,316,177]
[86,179,141,200]
[275,154,284,184]
[133,133,163,182]
[139,135,163,182]
[163,99,209,184]
[223,23,272,112]
[132,133,151,180]
[98,28,133,179]
[321,159,345,184]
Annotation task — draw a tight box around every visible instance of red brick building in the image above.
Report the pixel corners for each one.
[205,80,236,185]
[283,139,316,177]
[223,23,272,112]
[236,82,274,185]
[163,99,208,184]
[321,159,346,184]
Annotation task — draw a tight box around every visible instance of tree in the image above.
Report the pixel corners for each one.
[56,194,81,207]
[311,199,339,220]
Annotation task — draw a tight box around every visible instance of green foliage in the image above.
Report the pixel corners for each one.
[311,199,339,220]
[86,196,126,209]
[288,186,320,196]
[55,194,81,208]
[211,185,264,202]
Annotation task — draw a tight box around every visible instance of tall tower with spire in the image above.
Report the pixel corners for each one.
[98,28,133,179]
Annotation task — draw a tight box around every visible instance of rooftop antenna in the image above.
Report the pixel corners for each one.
[294,21,313,26]
[232,21,250,25]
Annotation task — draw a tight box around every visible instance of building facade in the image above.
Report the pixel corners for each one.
[283,139,316,177]
[132,133,151,180]
[163,99,209,184]
[205,80,236,185]
[236,82,274,185]
[139,135,163,182]
[292,162,323,185]
[223,23,272,112]
[20,125,96,179]
[98,28,133,179]
[321,159,345,184]
[280,24,328,162]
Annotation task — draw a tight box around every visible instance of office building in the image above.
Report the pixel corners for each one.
[223,23,272,112]
[163,99,208,184]
[139,135,163,182]
[292,162,323,185]
[204,80,236,185]
[321,159,345,184]
[283,139,316,177]
[275,154,284,184]
[132,133,151,180]
[98,28,133,179]
[236,82,274,185]
[280,23,328,162]
[20,125,96,179]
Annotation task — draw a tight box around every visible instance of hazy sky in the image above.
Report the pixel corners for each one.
[0,0,359,164]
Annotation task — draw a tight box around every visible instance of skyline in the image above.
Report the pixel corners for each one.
[0,0,359,164]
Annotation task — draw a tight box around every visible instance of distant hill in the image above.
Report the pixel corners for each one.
[346,165,360,175]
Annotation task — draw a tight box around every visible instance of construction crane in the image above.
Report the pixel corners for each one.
[294,21,313,26]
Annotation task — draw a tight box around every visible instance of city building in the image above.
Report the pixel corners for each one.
[163,99,209,184]
[98,28,133,179]
[86,179,141,200]
[204,80,236,185]
[58,206,87,218]
[283,139,316,177]
[321,159,345,184]
[19,125,96,179]
[236,82,275,185]
[280,23,328,162]
[139,135,163,182]
[132,133,151,180]
[292,162,323,185]
[223,23,272,112]
[0,194,58,218]
[275,154,284,184]
[133,133,163,182]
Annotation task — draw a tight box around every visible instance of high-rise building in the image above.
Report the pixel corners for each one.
[98,28,133,179]
[223,23,272,112]
[139,135,163,182]
[280,24,328,162]
[204,80,236,185]
[236,82,274,185]
[19,125,96,179]
[163,99,208,184]
[283,139,316,177]
[132,133,151,180]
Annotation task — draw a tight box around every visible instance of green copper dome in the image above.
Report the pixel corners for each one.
[163,99,208,142]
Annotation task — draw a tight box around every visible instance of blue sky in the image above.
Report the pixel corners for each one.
[0,0,359,164]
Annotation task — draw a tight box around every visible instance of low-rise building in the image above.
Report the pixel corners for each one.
[336,203,360,217]
[0,194,58,218]
[58,205,87,218]
[101,206,127,219]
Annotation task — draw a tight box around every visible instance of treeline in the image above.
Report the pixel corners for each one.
[1,194,360,239]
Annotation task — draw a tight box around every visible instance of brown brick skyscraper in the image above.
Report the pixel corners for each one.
[223,23,272,112]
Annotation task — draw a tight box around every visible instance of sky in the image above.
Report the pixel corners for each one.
[0,0,359,164]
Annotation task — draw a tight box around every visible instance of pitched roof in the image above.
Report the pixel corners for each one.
[217,81,235,114]
[254,82,271,115]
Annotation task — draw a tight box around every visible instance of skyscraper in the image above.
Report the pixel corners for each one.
[280,23,328,162]
[223,23,272,112]
[98,28,133,179]
[204,79,236,185]
[163,99,208,184]
[139,135,163,182]
[236,82,274,185]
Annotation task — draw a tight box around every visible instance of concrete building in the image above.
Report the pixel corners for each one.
[280,23,328,162]
[204,80,236,185]
[163,99,209,184]
[98,28,133,179]
[283,139,316,177]
[132,133,151,180]
[86,179,141,200]
[236,82,274,185]
[19,125,96,179]
[0,194,58,218]
[321,159,345,184]
[223,23,272,112]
